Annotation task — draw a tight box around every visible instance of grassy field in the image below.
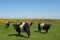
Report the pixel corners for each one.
[0,22,60,40]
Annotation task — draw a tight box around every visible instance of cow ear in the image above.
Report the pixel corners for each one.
[20,22,22,25]
[30,22,33,25]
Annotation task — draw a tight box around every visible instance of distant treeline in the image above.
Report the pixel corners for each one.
[0,19,60,23]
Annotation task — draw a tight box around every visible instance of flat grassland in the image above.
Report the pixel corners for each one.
[0,19,60,40]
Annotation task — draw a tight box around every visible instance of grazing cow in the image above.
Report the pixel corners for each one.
[13,22,33,38]
[38,23,52,33]
[5,21,10,28]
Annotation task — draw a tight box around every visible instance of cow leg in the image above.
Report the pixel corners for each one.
[25,28,30,38]
[17,31,21,36]
[38,24,41,32]
[45,29,48,33]
[38,28,41,32]
[38,26,41,32]
[26,31,30,38]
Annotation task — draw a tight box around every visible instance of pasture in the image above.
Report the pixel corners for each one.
[0,20,60,40]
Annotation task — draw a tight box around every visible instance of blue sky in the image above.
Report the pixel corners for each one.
[0,0,60,19]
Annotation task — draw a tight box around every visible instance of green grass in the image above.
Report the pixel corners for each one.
[0,22,60,40]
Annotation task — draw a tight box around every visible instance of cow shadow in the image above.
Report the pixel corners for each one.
[34,31,47,34]
[8,34,29,38]
[40,32,47,34]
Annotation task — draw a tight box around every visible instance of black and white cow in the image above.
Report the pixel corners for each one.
[13,22,33,38]
[5,21,10,28]
[38,23,52,33]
